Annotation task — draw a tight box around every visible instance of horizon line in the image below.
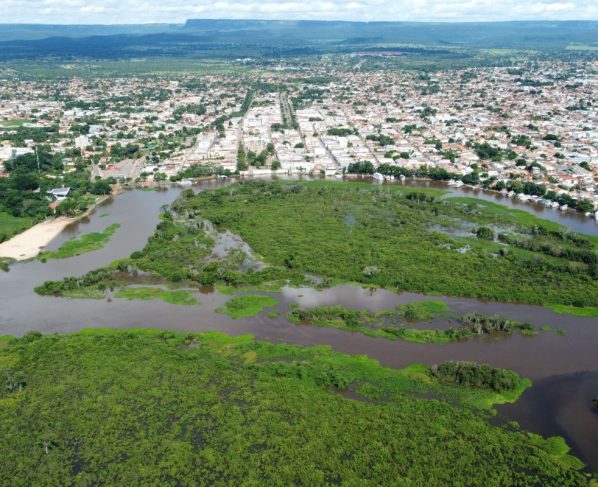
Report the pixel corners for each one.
[1,18,597,26]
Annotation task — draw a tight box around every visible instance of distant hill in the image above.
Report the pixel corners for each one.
[181,19,598,48]
[0,23,180,41]
[0,19,596,61]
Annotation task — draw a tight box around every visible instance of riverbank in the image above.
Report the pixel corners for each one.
[0,195,110,262]
[0,216,77,261]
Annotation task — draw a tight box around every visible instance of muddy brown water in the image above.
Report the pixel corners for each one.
[1,177,597,470]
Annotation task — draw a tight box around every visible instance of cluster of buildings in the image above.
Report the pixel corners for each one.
[0,60,596,211]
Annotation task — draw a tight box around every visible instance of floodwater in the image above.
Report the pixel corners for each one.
[0,176,597,470]
[400,177,598,236]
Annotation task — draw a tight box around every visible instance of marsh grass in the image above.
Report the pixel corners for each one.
[114,287,197,305]
[217,294,279,319]
[39,223,120,260]
[546,303,598,317]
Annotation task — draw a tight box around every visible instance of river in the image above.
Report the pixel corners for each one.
[0,176,597,470]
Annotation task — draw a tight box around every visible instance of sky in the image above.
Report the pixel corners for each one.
[1,0,597,23]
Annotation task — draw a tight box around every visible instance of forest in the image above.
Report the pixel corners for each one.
[0,329,589,486]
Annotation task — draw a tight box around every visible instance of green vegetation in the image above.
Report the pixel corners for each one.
[288,304,454,342]
[546,304,598,318]
[447,197,565,231]
[0,211,35,243]
[114,287,197,305]
[35,188,308,299]
[396,300,449,321]
[62,288,106,300]
[38,224,120,260]
[459,313,535,334]
[430,361,524,393]
[36,181,598,309]
[288,304,536,343]
[169,164,232,182]
[0,257,14,272]
[0,329,588,485]
[0,151,112,232]
[216,294,279,319]
[347,160,375,174]
[298,178,445,195]
[192,181,598,306]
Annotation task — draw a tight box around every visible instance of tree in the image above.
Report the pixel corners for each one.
[474,143,502,162]
[576,199,594,214]
[237,144,247,171]
[4,369,26,393]
[91,180,112,195]
[12,173,40,191]
[347,161,375,175]
[475,227,495,240]
[462,172,480,185]
[55,199,79,216]
[271,160,282,171]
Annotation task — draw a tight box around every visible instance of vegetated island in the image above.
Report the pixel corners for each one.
[114,286,197,305]
[287,303,537,343]
[35,181,598,316]
[38,223,120,260]
[216,294,279,319]
[0,330,590,485]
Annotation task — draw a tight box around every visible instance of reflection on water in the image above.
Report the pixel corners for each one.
[1,177,597,469]
[496,372,598,471]
[401,178,598,236]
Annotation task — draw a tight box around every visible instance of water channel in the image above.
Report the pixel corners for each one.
[1,176,597,469]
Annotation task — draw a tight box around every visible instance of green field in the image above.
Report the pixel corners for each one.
[0,212,35,243]
[216,294,279,319]
[114,287,197,305]
[38,224,120,260]
[0,329,588,485]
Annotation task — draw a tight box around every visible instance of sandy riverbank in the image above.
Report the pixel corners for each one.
[0,195,111,262]
[0,216,77,261]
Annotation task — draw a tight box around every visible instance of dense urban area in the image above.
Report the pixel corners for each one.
[1,59,597,243]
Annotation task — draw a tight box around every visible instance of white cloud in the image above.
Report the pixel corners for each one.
[1,0,596,23]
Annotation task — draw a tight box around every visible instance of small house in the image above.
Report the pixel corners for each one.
[48,187,70,201]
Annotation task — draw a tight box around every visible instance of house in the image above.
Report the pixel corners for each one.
[48,187,70,201]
